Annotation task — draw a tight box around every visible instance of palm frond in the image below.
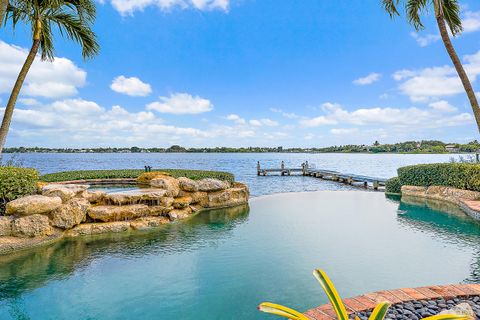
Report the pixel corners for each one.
[40,18,54,60]
[442,0,462,35]
[381,0,401,17]
[48,10,99,58]
[406,0,428,31]
[5,0,98,60]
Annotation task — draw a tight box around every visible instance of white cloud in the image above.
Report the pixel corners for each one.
[0,41,86,99]
[429,100,457,113]
[226,114,246,125]
[110,76,152,97]
[108,0,229,16]
[2,98,262,146]
[463,11,480,33]
[300,102,472,129]
[270,108,300,119]
[393,50,480,101]
[18,98,40,106]
[353,73,381,85]
[410,32,441,47]
[330,128,358,135]
[147,93,213,114]
[249,118,279,127]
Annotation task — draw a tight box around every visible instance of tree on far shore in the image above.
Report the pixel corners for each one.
[0,0,99,153]
[382,0,480,134]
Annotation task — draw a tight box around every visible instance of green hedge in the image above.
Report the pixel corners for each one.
[398,163,480,191]
[41,169,235,183]
[0,167,39,213]
[385,177,402,194]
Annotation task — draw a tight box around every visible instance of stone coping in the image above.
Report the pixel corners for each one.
[304,284,480,320]
[401,186,480,221]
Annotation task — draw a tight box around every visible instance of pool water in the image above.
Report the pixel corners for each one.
[0,191,479,320]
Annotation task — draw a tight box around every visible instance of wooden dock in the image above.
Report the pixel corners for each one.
[257,161,387,190]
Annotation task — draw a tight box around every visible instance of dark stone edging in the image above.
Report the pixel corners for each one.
[304,284,480,320]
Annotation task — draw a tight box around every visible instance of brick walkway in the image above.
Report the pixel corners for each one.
[304,284,480,320]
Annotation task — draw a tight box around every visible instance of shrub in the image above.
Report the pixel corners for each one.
[41,169,235,183]
[398,163,480,191]
[385,177,402,194]
[0,167,39,214]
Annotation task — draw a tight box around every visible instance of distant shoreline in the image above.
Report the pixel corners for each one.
[1,151,471,155]
[3,140,477,154]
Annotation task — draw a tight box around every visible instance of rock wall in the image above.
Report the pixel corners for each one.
[0,174,249,255]
[401,185,480,221]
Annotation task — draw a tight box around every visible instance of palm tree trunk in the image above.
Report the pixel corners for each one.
[0,0,7,27]
[0,39,40,153]
[434,2,480,134]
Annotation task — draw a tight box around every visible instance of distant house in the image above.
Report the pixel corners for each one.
[445,144,459,153]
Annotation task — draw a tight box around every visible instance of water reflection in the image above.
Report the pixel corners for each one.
[0,205,249,301]
[387,195,480,283]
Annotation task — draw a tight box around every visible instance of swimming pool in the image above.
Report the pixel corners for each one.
[0,191,478,319]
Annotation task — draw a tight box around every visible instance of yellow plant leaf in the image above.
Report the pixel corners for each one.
[313,269,349,320]
[258,302,310,320]
[368,302,391,320]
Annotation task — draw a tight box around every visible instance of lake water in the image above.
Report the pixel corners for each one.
[2,153,463,196]
[0,192,478,320]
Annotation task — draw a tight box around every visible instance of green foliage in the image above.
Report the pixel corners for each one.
[398,163,480,191]
[3,139,478,154]
[385,177,402,194]
[0,167,39,214]
[381,0,463,36]
[40,169,235,183]
[6,0,99,60]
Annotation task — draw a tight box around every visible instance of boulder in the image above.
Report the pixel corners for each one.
[130,217,169,230]
[173,196,192,209]
[148,206,168,216]
[42,184,89,202]
[191,191,209,206]
[50,198,90,229]
[11,214,53,237]
[137,171,172,184]
[88,204,150,222]
[66,221,131,237]
[0,216,13,236]
[189,204,203,213]
[178,177,199,192]
[160,197,174,207]
[197,178,230,192]
[104,189,167,205]
[167,207,192,220]
[150,176,180,197]
[207,186,249,208]
[82,190,106,204]
[6,195,62,216]
[439,303,476,320]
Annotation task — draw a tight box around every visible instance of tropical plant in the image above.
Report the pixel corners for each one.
[0,0,99,153]
[381,0,480,134]
[258,268,467,320]
[0,0,7,27]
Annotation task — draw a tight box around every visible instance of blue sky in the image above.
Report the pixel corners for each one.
[1,0,480,148]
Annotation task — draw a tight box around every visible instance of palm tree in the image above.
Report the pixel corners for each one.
[382,0,480,133]
[0,0,7,27]
[0,0,99,153]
